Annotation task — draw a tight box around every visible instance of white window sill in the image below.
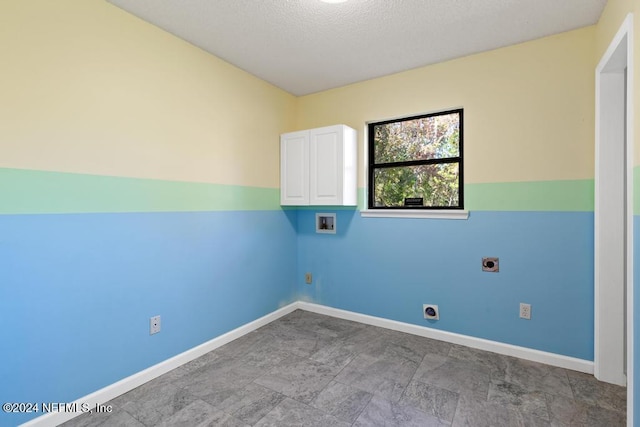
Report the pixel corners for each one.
[360,209,469,220]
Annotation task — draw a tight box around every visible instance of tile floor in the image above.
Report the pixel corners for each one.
[63,310,626,426]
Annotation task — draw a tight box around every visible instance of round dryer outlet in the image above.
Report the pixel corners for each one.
[423,304,439,320]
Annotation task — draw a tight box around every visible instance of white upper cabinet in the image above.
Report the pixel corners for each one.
[280,124,357,206]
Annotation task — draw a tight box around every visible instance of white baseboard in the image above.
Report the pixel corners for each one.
[22,300,594,426]
[298,302,594,374]
[20,303,299,427]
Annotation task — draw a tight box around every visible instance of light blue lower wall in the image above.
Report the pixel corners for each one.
[1,207,599,426]
[0,210,297,426]
[296,210,594,360]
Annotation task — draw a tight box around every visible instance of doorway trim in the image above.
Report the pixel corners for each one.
[594,11,634,423]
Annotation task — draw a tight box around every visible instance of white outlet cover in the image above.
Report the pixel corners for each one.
[423,304,439,320]
[150,315,161,334]
[519,303,531,320]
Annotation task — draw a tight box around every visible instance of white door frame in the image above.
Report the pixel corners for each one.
[594,11,634,423]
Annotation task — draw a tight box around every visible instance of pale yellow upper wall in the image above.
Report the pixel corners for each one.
[5,1,634,188]
[297,27,596,185]
[594,0,638,166]
[0,0,296,188]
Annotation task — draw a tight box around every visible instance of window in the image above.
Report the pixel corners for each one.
[367,109,463,210]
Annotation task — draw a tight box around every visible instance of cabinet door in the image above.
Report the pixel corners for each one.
[309,125,343,205]
[280,130,309,205]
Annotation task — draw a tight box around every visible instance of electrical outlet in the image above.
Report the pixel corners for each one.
[305,273,312,284]
[150,315,161,334]
[482,257,499,272]
[519,303,531,320]
[423,304,439,320]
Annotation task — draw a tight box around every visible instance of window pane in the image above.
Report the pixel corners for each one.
[373,112,460,164]
[373,163,459,207]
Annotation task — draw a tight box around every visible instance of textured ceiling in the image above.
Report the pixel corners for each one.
[106,0,607,96]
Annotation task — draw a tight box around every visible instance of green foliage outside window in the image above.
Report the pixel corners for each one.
[369,110,463,208]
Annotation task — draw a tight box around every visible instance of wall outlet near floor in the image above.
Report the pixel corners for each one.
[150,315,161,334]
[305,272,312,284]
[519,303,531,320]
[423,304,439,320]
[482,257,499,272]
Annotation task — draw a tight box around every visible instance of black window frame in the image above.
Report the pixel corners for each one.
[367,108,464,210]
